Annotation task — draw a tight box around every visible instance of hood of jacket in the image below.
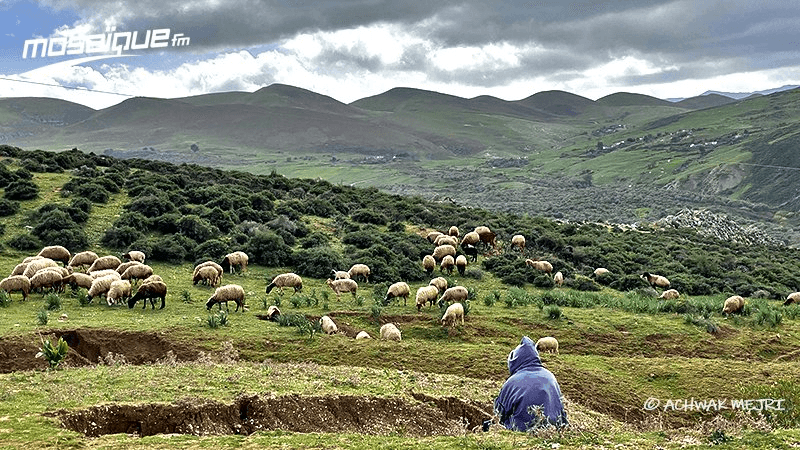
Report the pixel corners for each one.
[507,336,543,375]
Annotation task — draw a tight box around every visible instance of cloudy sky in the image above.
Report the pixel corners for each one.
[1,0,799,109]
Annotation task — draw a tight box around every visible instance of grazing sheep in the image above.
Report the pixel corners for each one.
[62,272,93,291]
[455,255,468,276]
[0,275,31,301]
[326,278,358,301]
[23,258,57,279]
[87,275,119,302]
[415,285,440,311]
[659,289,680,300]
[221,251,249,274]
[320,315,338,335]
[722,295,745,314]
[784,292,800,306]
[193,266,220,286]
[38,266,71,278]
[121,264,153,284]
[426,231,444,243]
[141,274,163,285]
[441,302,465,328]
[266,305,281,321]
[30,270,63,293]
[193,261,223,286]
[641,272,670,289]
[554,271,564,287]
[460,231,480,247]
[438,286,469,306]
[432,244,457,263]
[116,260,142,275]
[331,269,351,280]
[10,262,28,276]
[448,226,460,238]
[474,226,498,250]
[89,269,121,280]
[348,264,371,283]
[128,281,167,310]
[593,268,610,277]
[380,323,402,341]
[68,251,98,270]
[385,281,411,306]
[525,259,553,274]
[106,280,132,306]
[511,235,526,254]
[440,255,455,275]
[37,245,71,265]
[536,336,559,354]
[429,277,448,293]
[122,250,146,263]
[265,272,304,294]
[87,255,122,273]
[434,235,459,247]
[205,284,246,312]
[422,254,436,276]
[462,244,478,262]
[355,331,372,340]
[22,255,44,264]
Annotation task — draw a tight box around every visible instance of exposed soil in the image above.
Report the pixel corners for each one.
[52,393,494,438]
[0,329,197,373]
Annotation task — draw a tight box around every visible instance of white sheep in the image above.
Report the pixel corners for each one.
[434,235,458,247]
[115,260,142,275]
[348,263,371,283]
[89,269,121,280]
[206,284,246,312]
[432,244,457,263]
[266,305,281,321]
[448,225,460,238]
[320,315,338,335]
[122,250,146,263]
[121,264,153,284]
[441,302,465,328]
[37,245,71,265]
[438,286,469,306]
[659,289,680,300]
[593,267,610,277]
[0,275,31,301]
[10,262,28,277]
[426,231,444,243]
[30,270,63,293]
[460,231,480,247]
[722,295,745,314]
[525,259,553,274]
[326,278,358,301]
[429,277,448,293]
[67,251,98,270]
[415,285,440,311]
[422,254,436,276]
[553,271,564,287]
[87,275,119,302]
[63,272,93,291]
[784,292,800,306]
[355,331,372,340]
[455,254,468,276]
[221,251,249,274]
[141,274,164,285]
[380,323,402,341]
[536,336,559,354]
[511,235,526,254]
[266,273,304,294]
[23,258,57,279]
[193,266,220,286]
[641,272,670,289]
[331,270,350,280]
[385,281,411,306]
[193,261,223,286]
[87,255,122,273]
[106,280,132,306]
[440,255,455,275]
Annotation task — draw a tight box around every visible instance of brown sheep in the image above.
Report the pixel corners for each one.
[474,226,497,251]
[129,281,168,310]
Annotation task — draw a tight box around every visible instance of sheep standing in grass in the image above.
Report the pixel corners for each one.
[641,272,670,289]
[456,255,468,276]
[435,235,458,247]
[554,271,564,287]
[440,255,455,275]
[106,280,132,306]
[87,275,119,302]
[37,245,71,266]
[511,235,526,255]
[426,231,444,244]
[536,336,559,354]
[63,273,93,291]
[415,285,440,311]
[121,264,153,285]
[331,270,350,280]
[460,231,480,248]
[380,323,402,341]
[193,266,220,286]
[348,264,371,283]
[722,295,745,314]
[266,305,281,321]
[474,226,498,251]
[525,259,553,274]
[448,226,460,238]
[266,273,304,294]
[11,262,29,277]
[194,261,223,286]
[355,331,372,340]
[30,270,63,293]
[659,289,680,300]
[116,261,142,275]
[432,244,457,263]
[141,274,163,285]
[326,278,358,301]
[320,315,338,335]
[422,255,436,276]
[122,250,146,263]
[0,275,31,301]
[221,251,249,274]
[441,302,465,328]
[385,281,411,306]
[23,258,57,279]
[68,251,98,270]
[438,286,469,306]
[87,255,122,273]
[784,292,800,306]
[429,277,448,294]
[90,269,121,280]
[128,281,167,310]
[206,284,246,312]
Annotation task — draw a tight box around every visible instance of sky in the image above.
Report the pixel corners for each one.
[1,0,800,110]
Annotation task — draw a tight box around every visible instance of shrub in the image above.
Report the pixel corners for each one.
[544,305,562,320]
[44,293,62,311]
[247,231,293,267]
[351,208,388,225]
[72,182,110,203]
[7,233,42,251]
[37,310,49,326]
[36,336,69,369]
[293,247,345,279]
[101,226,145,249]
[0,198,19,217]
[4,179,38,200]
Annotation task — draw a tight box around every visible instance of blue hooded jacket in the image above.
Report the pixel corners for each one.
[494,336,567,431]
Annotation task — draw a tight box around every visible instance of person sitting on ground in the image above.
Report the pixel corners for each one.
[493,336,568,431]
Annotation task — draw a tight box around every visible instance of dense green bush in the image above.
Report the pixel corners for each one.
[72,182,110,203]
[293,247,345,279]
[101,226,144,249]
[247,231,293,267]
[0,198,19,217]
[4,179,38,200]
[7,233,42,251]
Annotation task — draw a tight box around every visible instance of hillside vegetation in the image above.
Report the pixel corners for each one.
[0,146,799,449]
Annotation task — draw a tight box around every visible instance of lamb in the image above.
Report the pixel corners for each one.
[434,235,458,247]
[320,315,338,335]
[266,305,281,321]
[128,281,167,310]
[348,264,371,283]
[554,271,564,287]
[23,258,57,279]
[441,302,465,328]
[87,255,122,273]
[68,251,98,270]
[193,266,220,286]
[221,251,249,274]
[415,285,440,311]
[784,292,800,306]
[62,272,93,291]
[265,272,303,294]
[193,261,223,286]
[205,284,245,312]
[355,331,372,340]
[422,255,436,276]
[37,245,71,265]
[536,336,559,354]
[448,225,460,238]
[432,244,457,262]
[106,280,132,306]
[440,255,455,275]
[525,259,553,274]
[326,278,358,301]
[462,244,478,262]
[722,295,745,314]
[659,289,680,300]
[511,235,526,254]
[460,231,480,247]
[455,255,468,276]
[122,250,146,263]
[87,275,119,302]
[593,268,610,277]
[474,226,497,250]
[29,270,63,293]
[429,277,448,293]
[121,264,153,284]
[0,275,31,301]
[331,269,351,280]
[380,323,402,341]
[385,281,411,306]
[641,272,670,289]
[437,286,469,306]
